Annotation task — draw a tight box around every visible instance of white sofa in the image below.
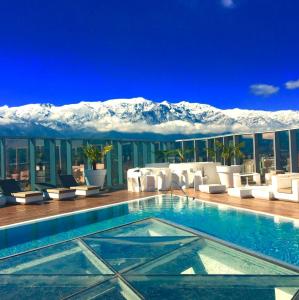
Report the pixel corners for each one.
[127,162,221,192]
[272,174,299,202]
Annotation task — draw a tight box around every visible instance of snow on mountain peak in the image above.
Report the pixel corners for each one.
[0,98,298,139]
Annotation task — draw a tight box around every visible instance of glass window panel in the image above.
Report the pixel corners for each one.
[207,139,215,161]
[196,140,207,162]
[183,141,194,162]
[146,143,153,164]
[72,140,86,184]
[122,142,133,184]
[111,141,120,186]
[55,140,67,176]
[276,131,290,171]
[215,138,223,163]
[5,139,29,188]
[296,129,299,171]
[238,134,254,173]
[137,142,143,167]
[35,139,50,184]
[257,133,275,176]
[154,142,161,162]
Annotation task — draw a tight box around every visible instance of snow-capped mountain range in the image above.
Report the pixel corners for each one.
[0,97,298,140]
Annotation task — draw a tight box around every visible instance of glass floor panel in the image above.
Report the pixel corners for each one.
[89,218,195,238]
[0,274,111,300]
[67,277,142,300]
[0,217,298,299]
[0,240,113,275]
[124,275,299,300]
[127,238,296,275]
[82,236,198,272]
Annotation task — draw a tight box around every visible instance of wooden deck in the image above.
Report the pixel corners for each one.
[0,189,299,227]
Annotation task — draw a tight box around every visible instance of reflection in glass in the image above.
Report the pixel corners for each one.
[195,140,207,162]
[72,140,86,184]
[238,134,254,173]
[122,142,133,184]
[111,141,120,186]
[35,139,50,184]
[5,139,29,187]
[276,131,290,171]
[183,141,194,162]
[256,133,275,176]
[55,140,67,176]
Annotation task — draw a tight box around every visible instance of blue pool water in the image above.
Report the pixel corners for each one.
[1,195,299,267]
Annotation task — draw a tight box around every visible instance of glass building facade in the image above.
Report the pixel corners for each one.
[0,127,299,191]
[177,128,299,176]
[0,137,161,190]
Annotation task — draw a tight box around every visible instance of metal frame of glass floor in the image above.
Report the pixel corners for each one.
[0,217,299,300]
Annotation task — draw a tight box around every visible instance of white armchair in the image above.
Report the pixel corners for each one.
[272,174,299,202]
[127,168,141,192]
[194,170,207,191]
[171,169,189,189]
[157,171,170,191]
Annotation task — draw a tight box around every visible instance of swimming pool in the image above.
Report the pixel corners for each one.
[1,195,299,268]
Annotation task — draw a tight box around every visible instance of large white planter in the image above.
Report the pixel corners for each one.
[216,165,241,188]
[84,169,107,189]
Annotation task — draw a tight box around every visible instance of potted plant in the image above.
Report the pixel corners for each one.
[207,141,244,188]
[83,144,113,189]
[157,148,194,163]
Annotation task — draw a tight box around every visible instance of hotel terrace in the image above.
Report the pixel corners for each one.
[0,127,299,299]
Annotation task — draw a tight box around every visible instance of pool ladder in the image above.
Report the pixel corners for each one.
[170,181,195,201]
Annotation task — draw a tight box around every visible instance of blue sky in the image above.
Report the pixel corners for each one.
[0,0,298,110]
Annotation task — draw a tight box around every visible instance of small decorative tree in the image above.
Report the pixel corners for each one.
[83,144,113,170]
[155,148,194,163]
[206,141,244,166]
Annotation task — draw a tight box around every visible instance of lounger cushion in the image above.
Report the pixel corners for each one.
[10,191,44,204]
[11,191,43,198]
[70,185,99,191]
[47,188,74,194]
[46,188,76,200]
